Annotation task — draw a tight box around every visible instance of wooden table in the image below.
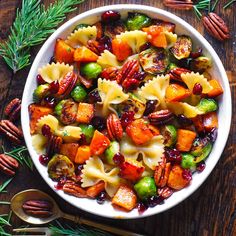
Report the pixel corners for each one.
[0,0,235,235]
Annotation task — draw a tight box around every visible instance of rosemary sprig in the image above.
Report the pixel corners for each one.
[0,178,13,193]
[0,0,84,73]
[223,0,236,8]
[193,0,211,20]
[0,211,12,236]
[211,0,220,11]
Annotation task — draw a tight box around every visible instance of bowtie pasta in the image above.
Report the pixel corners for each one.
[28,10,223,213]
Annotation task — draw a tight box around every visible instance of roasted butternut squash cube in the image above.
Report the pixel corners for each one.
[74,46,98,62]
[59,143,79,162]
[76,103,94,124]
[165,83,191,102]
[86,181,105,198]
[176,129,196,152]
[74,145,91,164]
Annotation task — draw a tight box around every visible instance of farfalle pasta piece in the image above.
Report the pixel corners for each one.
[97,50,120,68]
[38,62,73,83]
[116,30,148,53]
[32,134,47,154]
[167,102,204,118]
[138,74,170,109]
[65,26,97,47]
[36,115,59,134]
[181,72,213,93]
[165,31,177,47]
[120,135,165,170]
[97,78,129,116]
[81,157,120,197]
[56,126,81,143]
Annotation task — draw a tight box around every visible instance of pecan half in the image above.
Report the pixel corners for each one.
[148,110,174,126]
[63,180,87,198]
[202,13,230,41]
[46,135,63,157]
[4,98,21,121]
[0,154,19,176]
[22,199,53,218]
[104,21,126,39]
[169,67,191,81]
[0,120,23,144]
[87,39,100,55]
[158,186,173,199]
[154,159,171,187]
[100,67,119,81]
[163,0,193,10]
[107,113,123,141]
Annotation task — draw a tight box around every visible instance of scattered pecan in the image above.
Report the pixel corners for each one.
[87,39,100,55]
[0,120,23,144]
[22,199,53,218]
[4,98,21,121]
[63,180,87,198]
[94,21,103,40]
[158,186,173,199]
[148,110,174,126]
[0,154,19,176]
[169,67,191,81]
[202,13,230,41]
[163,0,193,10]
[107,113,123,141]
[104,21,126,39]
[46,135,63,157]
[100,67,119,81]
[154,158,171,187]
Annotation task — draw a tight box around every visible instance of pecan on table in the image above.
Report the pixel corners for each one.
[163,0,193,10]
[0,120,23,144]
[63,180,87,198]
[0,154,19,176]
[4,98,21,121]
[107,113,123,141]
[154,158,171,188]
[169,67,191,81]
[148,110,174,126]
[202,13,230,41]
[22,199,53,218]
[46,135,63,157]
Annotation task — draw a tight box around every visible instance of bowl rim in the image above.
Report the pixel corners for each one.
[21,4,232,219]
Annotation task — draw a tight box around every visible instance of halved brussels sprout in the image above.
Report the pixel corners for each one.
[54,100,66,116]
[197,98,218,114]
[105,141,120,165]
[33,84,50,102]
[190,56,212,72]
[48,154,75,180]
[170,35,192,60]
[139,47,169,74]
[161,125,177,147]
[181,153,196,170]
[126,12,152,31]
[79,124,95,143]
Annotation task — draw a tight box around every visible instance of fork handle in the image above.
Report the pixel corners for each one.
[62,213,145,236]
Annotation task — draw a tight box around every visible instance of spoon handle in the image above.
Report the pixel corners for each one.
[63,213,145,236]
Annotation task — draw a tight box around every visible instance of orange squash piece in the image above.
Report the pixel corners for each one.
[74,46,98,62]
[28,104,53,134]
[74,145,91,164]
[208,79,224,98]
[54,39,75,63]
[112,185,137,211]
[192,115,204,133]
[59,143,79,162]
[203,112,218,132]
[165,83,191,102]
[86,181,105,198]
[151,32,167,48]
[76,103,94,124]
[176,129,197,152]
[112,38,132,61]
[126,119,154,145]
[90,130,110,156]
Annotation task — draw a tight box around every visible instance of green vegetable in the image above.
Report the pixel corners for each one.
[167,62,178,71]
[197,98,218,113]
[54,100,66,116]
[80,62,102,79]
[48,154,75,180]
[139,47,169,74]
[126,12,152,30]
[190,56,212,72]
[71,85,87,102]
[162,125,177,147]
[73,23,90,31]
[134,177,157,200]
[195,143,212,163]
[79,124,95,143]
[33,84,50,102]
[170,35,192,60]
[105,141,120,165]
[181,153,196,170]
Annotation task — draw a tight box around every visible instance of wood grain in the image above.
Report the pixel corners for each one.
[0,0,235,235]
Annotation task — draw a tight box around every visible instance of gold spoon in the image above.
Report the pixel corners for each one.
[11,189,144,236]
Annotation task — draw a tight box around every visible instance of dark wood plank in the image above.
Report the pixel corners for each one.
[0,0,235,235]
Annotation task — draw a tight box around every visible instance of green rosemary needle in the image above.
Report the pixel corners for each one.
[223,0,236,9]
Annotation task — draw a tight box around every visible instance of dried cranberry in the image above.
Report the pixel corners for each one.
[207,127,218,142]
[88,89,102,103]
[196,161,206,172]
[97,36,112,53]
[133,71,146,81]
[176,114,193,127]
[120,111,135,129]
[137,202,148,214]
[144,100,157,116]
[42,96,56,108]
[39,154,50,166]
[41,124,52,138]
[55,176,67,190]
[190,48,203,59]
[139,42,151,52]
[165,147,182,164]
[101,10,121,23]
[113,153,125,166]
[182,169,192,181]
[75,165,84,175]
[36,74,45,85]
[147,195,164,207]
[96,191,106,204]
[78,133,87,145]
[91,116,106,131]
[49,81,59,94]
[193,83,203,95]
[49,56,56,64]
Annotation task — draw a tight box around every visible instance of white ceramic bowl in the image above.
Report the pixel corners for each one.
[21,4,232,219]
